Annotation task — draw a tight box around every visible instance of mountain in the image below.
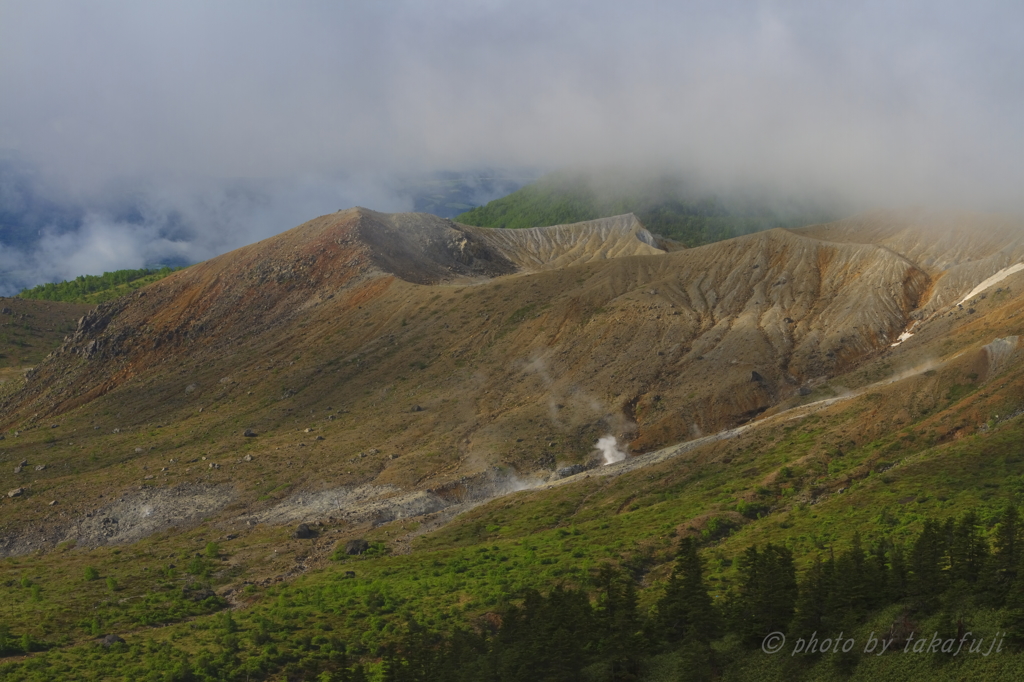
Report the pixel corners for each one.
[456,169,839,246]
[3,206,1024,678]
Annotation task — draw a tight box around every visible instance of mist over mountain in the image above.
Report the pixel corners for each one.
[3,2,1024,301]
[0,153,536,295]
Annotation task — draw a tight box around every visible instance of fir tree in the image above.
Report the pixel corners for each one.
[828,533,868,622]
[1003,573,1024,650]
[908,519,946,611]
[987,504,1022,605]
[732,544,797,646]
[949,510,989,586]
[655,538,720,645]
[790,554,832,642]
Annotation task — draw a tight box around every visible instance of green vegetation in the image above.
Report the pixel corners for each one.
[4,502,1024,680]
[457,171,836,247]
[18,266,182,304]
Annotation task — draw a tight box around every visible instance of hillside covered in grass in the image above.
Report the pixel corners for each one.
[456,171,837,247]
[3,207,1024,679]
[18,266,182,305]
[0,297,92,377]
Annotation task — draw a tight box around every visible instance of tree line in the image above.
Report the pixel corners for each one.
[5,506,1024,680]
[334,505,1024,682]
[18,266,179,302]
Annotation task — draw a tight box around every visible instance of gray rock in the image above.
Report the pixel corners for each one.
[293,523,314,539]
[185,588,215,602]
[345,538,370,555]
[7,487,25,498]
[555,464,588,479]
[243,429,257,437]
[100,634,125,648]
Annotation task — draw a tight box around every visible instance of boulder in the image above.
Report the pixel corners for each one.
[554,464,587,479]
[345,539,370,555]
[243,429,257,437]
[100,634,125,647]
[7,488,25,498]
[185,588,216,602]
[293,523,314,539]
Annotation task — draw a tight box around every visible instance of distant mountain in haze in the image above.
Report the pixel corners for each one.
[457,169,840,246]
[0,155,539,294]
[404,169,542,218]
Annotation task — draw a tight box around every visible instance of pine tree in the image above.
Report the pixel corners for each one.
[1003,573,1024,650]
[887,541,909,602]
[865,538,891,610]
[732,544,797,646]
[828,533,868,622]
[656,538,720,645]
[949,510,989,586]
[987,505,1022,605]
[595,565,643,681]
[908,519,946,611]
[790,554,832,642]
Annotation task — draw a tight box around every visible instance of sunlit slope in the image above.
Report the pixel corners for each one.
[3,209,1022,561]
[791,208,1024,314]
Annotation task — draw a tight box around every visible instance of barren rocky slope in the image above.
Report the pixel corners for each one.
[1,207,1024,558]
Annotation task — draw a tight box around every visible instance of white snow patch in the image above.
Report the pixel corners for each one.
[957,263,1024,306]
[890,322,918,347]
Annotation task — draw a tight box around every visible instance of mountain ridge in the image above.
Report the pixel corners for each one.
[4,207,1022,497]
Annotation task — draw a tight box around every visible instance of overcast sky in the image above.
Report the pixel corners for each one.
[1,1,1023,290]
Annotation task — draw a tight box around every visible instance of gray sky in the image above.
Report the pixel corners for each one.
[1,1,1023,289]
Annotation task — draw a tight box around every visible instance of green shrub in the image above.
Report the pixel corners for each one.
[84,566,100,581]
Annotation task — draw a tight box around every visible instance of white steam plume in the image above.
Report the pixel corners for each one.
[596,435,627,465]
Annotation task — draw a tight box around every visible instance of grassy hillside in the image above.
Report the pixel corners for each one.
[456,171,836,247]
[3,355,1024,679]
[0,297,92,376]
[18,267,181,305]
[1,279,1023,679]
[3,209,1024,679]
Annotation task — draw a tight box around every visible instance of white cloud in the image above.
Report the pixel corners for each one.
[1,1,1023,291]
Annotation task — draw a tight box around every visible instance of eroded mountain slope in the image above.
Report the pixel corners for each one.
[791,208,1024,315]
[4,208,1022,559]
